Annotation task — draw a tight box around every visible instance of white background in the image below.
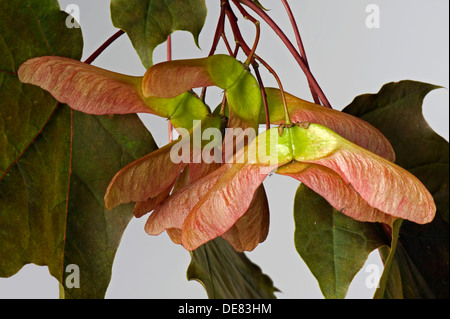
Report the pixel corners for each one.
[0,0,448,299]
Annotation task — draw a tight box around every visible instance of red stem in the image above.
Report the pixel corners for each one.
[233,43,241,57]
[221,33,234,55]
[84,30,125,65]
[255,54,291,125]
[281,0,309,67]
[167,35,173,142]
[253,62,270,130]
[201,2,227,101]
[238,0,332,108]
[230,0,260,65]
[208,2,227,56]
[225,4,251,55]
[225,5,291,124]
[232,0,258,24]
[232,0,261,60]
[167,35,172,60]
[280,0,320,105]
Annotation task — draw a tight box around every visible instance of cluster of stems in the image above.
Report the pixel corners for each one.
[82,0,332,135]
[206,0,332,129]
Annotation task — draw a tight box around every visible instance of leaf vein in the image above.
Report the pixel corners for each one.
[26,0,54,56]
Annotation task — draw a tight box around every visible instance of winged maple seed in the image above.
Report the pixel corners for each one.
[145,123,435,251]
[17,55,436,252]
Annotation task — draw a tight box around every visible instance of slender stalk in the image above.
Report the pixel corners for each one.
[221,33,234,55]
[219,92,227,116]
[244,20,260,65]
[281,0,309,67]
[218,33,241,124]
[199,85,207,104]
[255,54,291,125]
[253,62,270,130]
[239,0,331,108]
[167,35,172,60]
[167,35,174,142]
[84,30,125,65]
[221,33,241,59]
[280,0,320,104]
[225,5,252,54]
[200,1,227,102]
[225,5,291,125]
[231,0,261,65]
[208,1,227,56]
[233,42,241,57]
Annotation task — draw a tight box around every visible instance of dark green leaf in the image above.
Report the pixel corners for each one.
[0,107,158,299]
[0,105,72,279]
[110,0,207,69]
[343,80,449,298]
[0,0,158,299]
[187,237,278,299]
[62,112,157,299]
[0,0,82,178]
[293,184,386,299]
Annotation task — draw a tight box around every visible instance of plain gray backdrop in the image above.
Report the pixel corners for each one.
[0,0,448,299]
